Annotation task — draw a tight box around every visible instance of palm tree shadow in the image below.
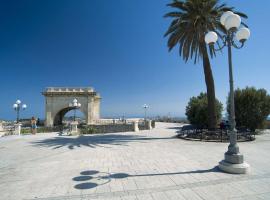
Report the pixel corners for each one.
[31,134,173,150]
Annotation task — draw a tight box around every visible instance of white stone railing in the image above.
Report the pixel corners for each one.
[45,87,94,93]
[93,118,143,125]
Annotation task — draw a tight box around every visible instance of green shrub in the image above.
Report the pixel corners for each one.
[36,126,63,133]
[80,126,97,134]
[264,120,270,129]
[227,87,270,131]
[186,93,223,128]
[21,128,31,134]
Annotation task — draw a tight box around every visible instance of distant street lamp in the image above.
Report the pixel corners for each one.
[13,99,27,123]
[205,11,250,174]
[143,104,149,121]
[69,99,81,121]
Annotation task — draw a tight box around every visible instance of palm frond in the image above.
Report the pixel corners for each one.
[164,0,249,63]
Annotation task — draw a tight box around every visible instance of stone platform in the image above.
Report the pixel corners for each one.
[1,123,270,200]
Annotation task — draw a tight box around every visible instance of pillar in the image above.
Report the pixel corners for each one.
[146,120,152,130]
[133,121,139,132]
[70,121,78,135]
[14,123,22,136]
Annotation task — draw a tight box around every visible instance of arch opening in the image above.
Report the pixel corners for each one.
[53,107,86,126]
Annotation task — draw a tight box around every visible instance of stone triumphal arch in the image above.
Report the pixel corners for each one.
[42,87,101,127]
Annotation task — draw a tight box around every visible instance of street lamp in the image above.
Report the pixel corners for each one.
[205,11,250,174]
[13,99,27,123]
[143,104,149,121]
[69,99,81,121]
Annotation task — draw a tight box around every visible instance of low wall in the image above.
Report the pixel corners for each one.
[79,124,134,134]
[0,120,156,136]
[80,120,155,134]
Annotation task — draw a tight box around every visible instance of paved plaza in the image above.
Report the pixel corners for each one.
[1,123,270,200]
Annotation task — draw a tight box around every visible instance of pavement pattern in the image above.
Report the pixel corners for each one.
[1,122,270,200]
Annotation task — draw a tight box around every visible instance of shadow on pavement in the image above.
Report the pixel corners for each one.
[31,134,174,150]
[72,167,220,190]
[167,126,182,130]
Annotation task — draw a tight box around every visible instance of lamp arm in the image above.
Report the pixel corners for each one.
[213,35,227,51]
[232,40,245,49]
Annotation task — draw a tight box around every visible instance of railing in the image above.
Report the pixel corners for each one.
[178,125,255,142]
[44,87,94,93]
[1,123,15,136]
[92,118,143,125]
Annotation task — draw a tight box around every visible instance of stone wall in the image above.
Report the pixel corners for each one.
[79,124,134,134]
[79,120,155,134]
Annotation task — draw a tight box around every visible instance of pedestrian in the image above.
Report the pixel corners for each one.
[219,121,225,130]
[31,117,37,135]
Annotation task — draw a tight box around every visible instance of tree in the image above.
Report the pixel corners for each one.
[227,87,270,131]
[164,0,247,129]
[186,93,223,128]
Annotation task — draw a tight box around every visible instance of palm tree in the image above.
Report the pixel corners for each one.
[164,0,247,129]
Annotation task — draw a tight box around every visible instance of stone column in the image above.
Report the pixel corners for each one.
[146,120,152,130]
[14,123,22,136]
[87,96,96,125]
[70,121,78,135]
[133,121,139,132]
[94,96,101,119]
[45,96,53,127]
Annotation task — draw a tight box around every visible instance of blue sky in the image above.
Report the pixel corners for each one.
[0,0,269,120]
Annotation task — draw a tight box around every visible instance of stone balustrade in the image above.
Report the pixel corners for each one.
[44,87,94,93]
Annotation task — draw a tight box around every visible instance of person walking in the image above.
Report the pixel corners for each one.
[31,117,37,135]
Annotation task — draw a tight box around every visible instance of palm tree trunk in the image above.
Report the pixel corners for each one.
[201,43,217,130]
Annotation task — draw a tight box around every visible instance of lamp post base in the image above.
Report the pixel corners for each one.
[70,121,78,135]
[218,159,250,174]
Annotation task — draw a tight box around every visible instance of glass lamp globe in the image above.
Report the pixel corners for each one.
[73,99,78,104]
[224,14,241,31]
[77,103,81,107]
[205,31,218,45]
[16,100,21,104]
[143,104,148,109]
[13,104,18,109]
[22,104,27,109]
[73,102,78,107]
[220,11,234,26]
[236,27,250,42]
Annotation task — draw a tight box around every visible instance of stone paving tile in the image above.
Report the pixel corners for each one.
[164,190,186,200]
[180,188,203,200]
[257,193,270,200]
[152,192,170,200]
[136,194,153,200]
[121,195,138,200]
[2,123,270,200]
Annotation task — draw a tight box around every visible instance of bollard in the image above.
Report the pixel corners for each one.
[133,121,139,132]
[146,120,152,130]
[70,121,78,135]
[14,123,22,136]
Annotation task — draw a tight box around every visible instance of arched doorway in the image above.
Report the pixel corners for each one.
[53,107,86,126]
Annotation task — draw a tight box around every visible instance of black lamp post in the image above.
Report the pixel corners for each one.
[69,99,81,122]
[143,104,149,121]
[205,11,251,174]
[13,99,27,123]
